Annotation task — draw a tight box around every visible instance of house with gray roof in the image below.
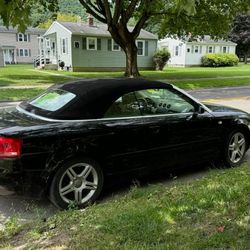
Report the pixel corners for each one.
[158,35,237,67]
[0,26,45,65]
[38,17,158,71]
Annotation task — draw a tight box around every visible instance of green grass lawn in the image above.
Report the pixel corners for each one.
[1,164,249,249]
[0,89,44,101]
[0,64,68,87]
[0,64,250,101]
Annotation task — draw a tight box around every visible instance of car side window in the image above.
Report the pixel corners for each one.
[134,88,195,115]
[104,92,141,118]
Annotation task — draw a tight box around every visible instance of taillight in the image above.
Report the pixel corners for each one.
[0,137,22,158]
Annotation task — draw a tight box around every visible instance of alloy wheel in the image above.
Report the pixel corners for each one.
[59,163,98,205]
[228,132,246,164]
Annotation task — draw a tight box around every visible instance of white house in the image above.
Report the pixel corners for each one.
[158,36,237,67]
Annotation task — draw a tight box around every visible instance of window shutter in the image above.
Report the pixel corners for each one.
[16,49,19,56]
[97,38,101,50]
[213,46,215,53]
[191,45,194,53]
[28,34,31,42]
[206,46,208,53]
[200,46,202,54]
[82,37,87,50]
[145,41,148,56]
[16,33,18,42]
[108,39,112,51]
[29,49,31,57]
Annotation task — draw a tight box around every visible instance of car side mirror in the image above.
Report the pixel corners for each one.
[192,106,205,119]
[198,106,206,114]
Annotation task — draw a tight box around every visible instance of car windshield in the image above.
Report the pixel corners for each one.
[29,89,76,112]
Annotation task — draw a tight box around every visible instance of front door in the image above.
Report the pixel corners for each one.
[134,88,221,170]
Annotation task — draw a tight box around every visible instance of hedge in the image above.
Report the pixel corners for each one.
[201,53,239,67]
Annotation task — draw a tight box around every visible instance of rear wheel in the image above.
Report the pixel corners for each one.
[49,157,103,209]
[224,131,247,167]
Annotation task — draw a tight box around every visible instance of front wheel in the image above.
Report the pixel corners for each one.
[49,157,104,209]
[224,131,247,167]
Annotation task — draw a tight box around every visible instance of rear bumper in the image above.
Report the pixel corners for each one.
[0,158,18,174]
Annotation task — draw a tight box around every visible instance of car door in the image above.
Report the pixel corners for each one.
[134,88,221,170]
[98,91,151,175]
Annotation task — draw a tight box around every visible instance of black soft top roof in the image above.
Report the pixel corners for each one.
[60,78,170,96]
[22,78,172,120]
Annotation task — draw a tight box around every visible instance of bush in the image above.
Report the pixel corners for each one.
[201,53,239,67]
[59,61,65,70]
[153,48,171,70]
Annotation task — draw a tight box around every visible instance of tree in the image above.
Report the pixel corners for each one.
[229,14,250,64]
[1,0,250,77]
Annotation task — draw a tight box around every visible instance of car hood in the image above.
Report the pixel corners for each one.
[203,102,249,115]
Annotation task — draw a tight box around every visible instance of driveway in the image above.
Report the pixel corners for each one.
[1,85,250,228]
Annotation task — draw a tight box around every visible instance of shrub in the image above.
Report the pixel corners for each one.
[201,53,239,67]
[59,61,65,70]
[153,48,171,70]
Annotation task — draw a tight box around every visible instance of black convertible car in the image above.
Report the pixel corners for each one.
[0,78,249,208]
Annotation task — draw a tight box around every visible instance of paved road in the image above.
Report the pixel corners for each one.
[188,85,250,101]
[1,85,250,228]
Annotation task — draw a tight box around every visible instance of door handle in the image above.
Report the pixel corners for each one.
[185,114,194,121]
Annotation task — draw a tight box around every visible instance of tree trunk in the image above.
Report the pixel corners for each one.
[108,26,141,78]
[244,54,248,64]
[124,42,140,77]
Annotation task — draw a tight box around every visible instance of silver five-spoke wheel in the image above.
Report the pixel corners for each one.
[49,158,103,209]
[228,132,246,164]
[59,163,98,205]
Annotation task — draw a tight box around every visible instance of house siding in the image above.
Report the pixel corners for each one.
[0,31,43,64]
[71,35,156,71]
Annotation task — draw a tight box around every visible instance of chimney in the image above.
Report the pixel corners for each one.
[88,14,94,26]
[76,16,82,26]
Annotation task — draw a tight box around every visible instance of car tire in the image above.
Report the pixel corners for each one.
[223,130,247,167]
[49,157,104,209]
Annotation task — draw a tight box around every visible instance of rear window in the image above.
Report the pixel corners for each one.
[29,89,76,111]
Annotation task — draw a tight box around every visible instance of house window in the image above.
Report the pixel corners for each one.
[19,49,24,56]
[223,46,227,53]
[112,40,120,51]
[194,46,199,53]
[46,39,50,48]
[208,46,213,53]
[18,33,28,42]
[19,49,29,57]
[87,37,97,50]
[62,38,66,54]
[175,46,179,56]
[23,34,28,42]
[136,40,145,56]
[74,41,80,49]
[187,48,191,53]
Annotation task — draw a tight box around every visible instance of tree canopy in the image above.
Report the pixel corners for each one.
[229,14,250,63]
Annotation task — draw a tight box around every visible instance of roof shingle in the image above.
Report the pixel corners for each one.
[56,21,157,40]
